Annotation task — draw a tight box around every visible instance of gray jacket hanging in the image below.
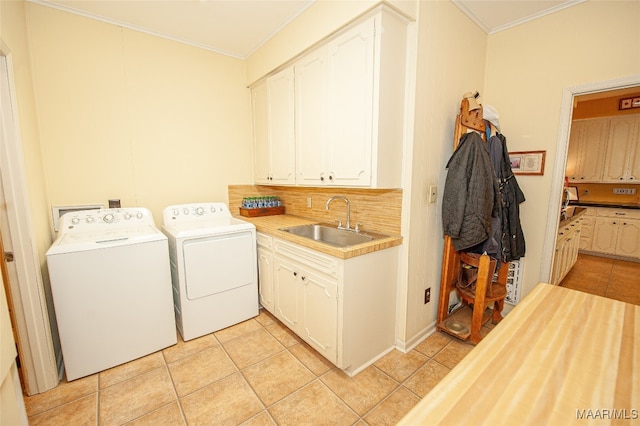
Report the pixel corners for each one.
[442,132,500,251]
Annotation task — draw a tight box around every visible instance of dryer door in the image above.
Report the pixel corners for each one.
[182,231,256,300]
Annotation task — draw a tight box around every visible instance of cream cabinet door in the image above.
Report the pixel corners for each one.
[551,234,568,284]
[567,118,609,183]
[616,219,640,258]
[579,216,594,251]
[602,115,639,182]
[327,17,375,186]
[300,270,338,363]
[267,68,296,184]
[252,70,296,185]
[295,46,329,185]
[626,115,640,181]
[591,217,618,254]
[252,81,270,184]
[257,246,274,312]
[274,257,300,332]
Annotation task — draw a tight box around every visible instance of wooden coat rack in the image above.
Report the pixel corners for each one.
[436,97,508,345]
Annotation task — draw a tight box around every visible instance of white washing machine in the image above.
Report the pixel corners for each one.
[46,208,177,381]
[162,202,258,341]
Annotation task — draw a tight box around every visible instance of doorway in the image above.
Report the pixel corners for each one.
[542,76,640,285]
[1,51,59,394]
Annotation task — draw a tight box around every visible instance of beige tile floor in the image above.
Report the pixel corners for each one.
[560,253,640,305]
[24,309,482,425]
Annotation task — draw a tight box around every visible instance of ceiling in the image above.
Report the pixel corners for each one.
[29,0,584,59]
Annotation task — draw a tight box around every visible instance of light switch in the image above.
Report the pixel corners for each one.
[428,185,437,203]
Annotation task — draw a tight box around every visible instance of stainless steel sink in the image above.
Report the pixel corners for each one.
[279,224,387,247]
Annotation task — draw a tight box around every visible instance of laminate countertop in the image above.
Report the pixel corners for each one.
[234,214,403,260]
[399,283,639,425]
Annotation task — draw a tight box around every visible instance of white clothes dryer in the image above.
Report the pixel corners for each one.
[46,208,177,381]
[162,203,258,341]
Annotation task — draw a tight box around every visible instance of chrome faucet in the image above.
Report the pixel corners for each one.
[326,196,350,230]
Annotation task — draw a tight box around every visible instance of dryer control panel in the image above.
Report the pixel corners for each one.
[59,208,155,233]
[163,203,231,223]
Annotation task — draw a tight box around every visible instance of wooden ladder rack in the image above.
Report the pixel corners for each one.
[436,96,509,345]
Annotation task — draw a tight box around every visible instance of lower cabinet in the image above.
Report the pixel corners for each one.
[578,210,595,250]
[592,216,640,258]
[256,232,398,376]
[551,221,581,285]
[582,208,640,260]
[274,255,338,363]
[257,233,275,312]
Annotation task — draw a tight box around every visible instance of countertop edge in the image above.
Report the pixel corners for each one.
[569,201,640,210]
[559,207,588,228]
[234,214,403,259]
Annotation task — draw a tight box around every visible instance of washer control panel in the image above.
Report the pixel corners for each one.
[163,203,231,223]
[60,208,155,232]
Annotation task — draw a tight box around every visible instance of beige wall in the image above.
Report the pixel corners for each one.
[0,1,50,268]
[26,3,254,227]
[401,0,486,344]
[484,0,640,299]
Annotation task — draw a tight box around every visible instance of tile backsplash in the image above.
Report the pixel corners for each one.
[228,185,402,236]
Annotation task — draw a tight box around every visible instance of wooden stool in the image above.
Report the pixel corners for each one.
[455,252,507,343]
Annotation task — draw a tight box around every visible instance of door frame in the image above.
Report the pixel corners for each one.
[1,47,59,394]
[540,74,640,283]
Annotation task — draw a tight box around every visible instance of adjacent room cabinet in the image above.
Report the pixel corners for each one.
[566,118,609,183]
[255,232,399,376]
[252,68,296,185]
[551,219,581,285]
[601,115,640,183]
[591,211,640,259]
[578,208,595,251]
[580,208,640,260]
[251,6,407,188]
[567,114,640,183]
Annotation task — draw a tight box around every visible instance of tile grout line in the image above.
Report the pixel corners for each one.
[161,349,189,426]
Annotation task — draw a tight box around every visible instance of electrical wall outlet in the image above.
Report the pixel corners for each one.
[306,197,312,208]
[424,287,431,304]
[613,188,636,195]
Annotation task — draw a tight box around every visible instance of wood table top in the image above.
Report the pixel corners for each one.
[399,283,639,425]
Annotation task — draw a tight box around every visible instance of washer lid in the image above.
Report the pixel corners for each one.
[46,225,166,255]
[162,217,254,239]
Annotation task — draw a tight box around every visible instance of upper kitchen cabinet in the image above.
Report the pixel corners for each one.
[253,5,408,188]
[252,68,296,185]
[295,45,330,186]
[297,8,407,188]
[566,118,609,183]
[602,115,640,183]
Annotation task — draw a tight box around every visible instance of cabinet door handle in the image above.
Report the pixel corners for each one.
[301,276,306,281]
[293,272,297,276]
[320,176,324,182]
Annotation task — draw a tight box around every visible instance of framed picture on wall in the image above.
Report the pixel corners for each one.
[509,150,546,176]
